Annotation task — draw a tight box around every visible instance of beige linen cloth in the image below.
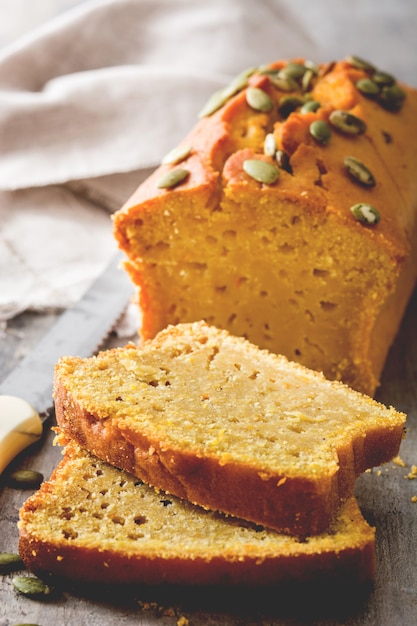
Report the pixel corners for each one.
[0,0,416,322]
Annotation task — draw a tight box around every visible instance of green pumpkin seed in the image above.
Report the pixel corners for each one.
[263,133,277,157]
[304,60,319,74]
[243,159,279,184]
[0,552,24,573]
[275,150,293,174]
[344,156,375,187]
[300,100,321,114]
[329,110,367,135]
[378,84,406,112]
[278,95,305,118]
[246,87,273,112]
[372,70,395,87]
[222,67,257,99]
[268,73,298,92]
[157,168,189,189]
[350,203,380,225]
[346,55,376,73]
[356,78,380,97]
[301,68,315,92]
[280,62,308,80]
[161,145,192,165]
[12,575,52,598]
[198,89,229,118]
[309,120,331,145]
[7,470,43,490]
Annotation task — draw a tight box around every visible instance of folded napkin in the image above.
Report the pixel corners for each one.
[0,0,416,322]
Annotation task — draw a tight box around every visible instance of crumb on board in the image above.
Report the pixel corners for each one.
[411,496,417,503]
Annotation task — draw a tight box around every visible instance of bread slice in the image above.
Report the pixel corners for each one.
[18,441,375,587]
[53,321,405,536]
[113,57,417,396]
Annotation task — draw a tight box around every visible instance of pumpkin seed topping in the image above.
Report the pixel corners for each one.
[346,55,376,73]
[7,469,43,489]
[269,73,298,92]
[0,552,24,573]
[263,133,277,157]
[350,203,380,225]
[372,70,395,87]
[309,120,331,144]
[246,87,273,112]
[329,110,367,135]
[222,67,257,99]
[378,84,406,112]
[300,100,321,114]
[13,575,52,598]
[161,145,192,165]
[243,159,280,184]
[356,78,380,97]
[344,156,376,187]
[157,168,189,189]
[280,62,308,80]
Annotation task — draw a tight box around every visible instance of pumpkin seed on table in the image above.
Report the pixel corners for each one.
[350,203,380,225]
[329,110,367,135]
[243,159,279,184]
[309,120,331,144]
[344,156,375,187]
[7,469,43,489]
[12,575,52,598]
[0,552,24,573]
[157,168,189,189]
[246,87,273,112]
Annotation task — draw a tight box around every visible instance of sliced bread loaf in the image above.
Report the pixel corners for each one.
[18,441,375,587]
[53,321,405,536]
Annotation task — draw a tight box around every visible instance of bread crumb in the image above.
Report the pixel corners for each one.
[392,455,405,467]
[405,465,417,480]
[411,496,417,503]
[177,617,189,626]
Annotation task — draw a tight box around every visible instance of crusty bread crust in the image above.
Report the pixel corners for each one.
[53,322,405,536]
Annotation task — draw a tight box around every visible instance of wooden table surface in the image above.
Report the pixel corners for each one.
[0,285,416,626]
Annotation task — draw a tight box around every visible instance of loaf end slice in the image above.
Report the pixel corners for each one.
[53,321,405,536]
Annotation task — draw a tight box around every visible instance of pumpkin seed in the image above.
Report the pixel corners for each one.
[12,575,52,598]
[275,150,293,174]
[268,73,298,92]
[301,69,315,92]
[300,100,321,114]
[222,67,257,99]
[0,552,24,573]
[346,55,376,73]
[157,168,189,189]
[243,159,279,184]
[7,469,43,490]
[161,145,192,165]
[344,156,375,187]
[372,70,395,87]
[309,120,331,144]
[356,78,380,97]
[198,89,229,118]
[263,133,277,157]
[329,110,367,135]
[304,60,319,74]
[378,84,406,112]
[280,62,308,80]
[246,87,273,112]
[278,95,305,118]
[350,203,380,225]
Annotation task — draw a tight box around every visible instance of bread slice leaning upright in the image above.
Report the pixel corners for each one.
[53,321,406,536]
[18,440,376,587]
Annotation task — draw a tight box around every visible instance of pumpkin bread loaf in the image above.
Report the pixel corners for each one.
[18,441,376,587]
[113,56,417,396]
[53,321,405,536]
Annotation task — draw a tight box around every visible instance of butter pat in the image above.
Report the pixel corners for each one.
[0,396,43,474]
